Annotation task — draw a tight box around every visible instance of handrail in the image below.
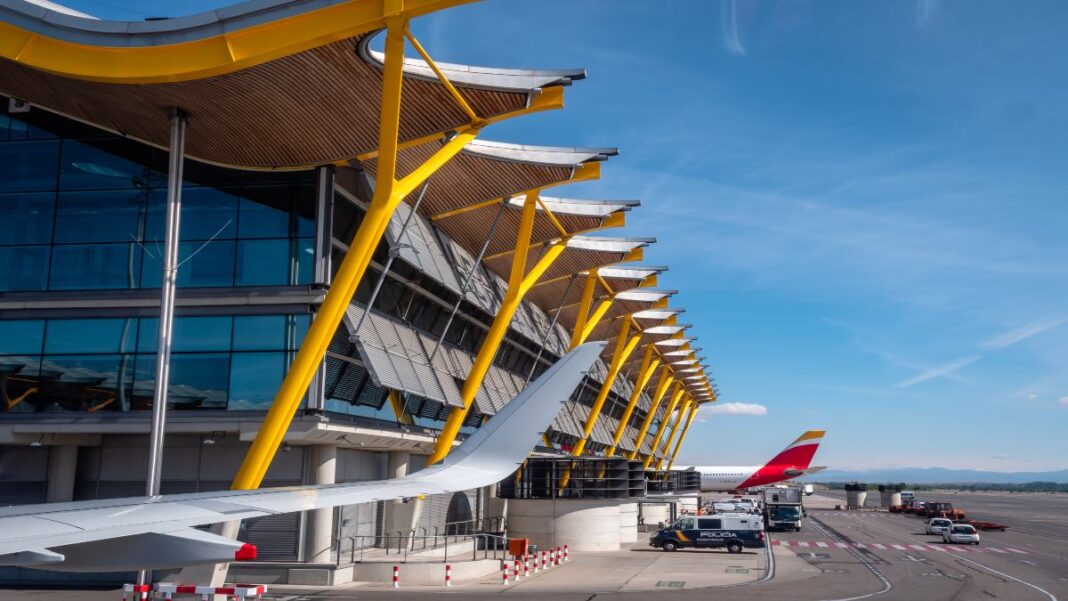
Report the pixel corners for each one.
[335,516,508,566]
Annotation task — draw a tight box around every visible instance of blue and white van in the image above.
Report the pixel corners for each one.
[650,514,765,553]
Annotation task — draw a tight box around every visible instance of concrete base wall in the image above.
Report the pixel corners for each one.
[227,558,501,586]
[618,503,638,544]
[640,503,671,526]
[846,491,868,509]
[507,499,622,552]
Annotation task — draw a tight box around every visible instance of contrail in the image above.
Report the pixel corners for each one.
[721,0,746,56]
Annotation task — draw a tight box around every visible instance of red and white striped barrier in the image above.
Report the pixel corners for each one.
[501,563,510,586]
[523,555,530,577]
[563,545,569,562]
[134,583,267,601]
[512,558,521,581]
[554,546,561,566]
[533,552,540,573]
[121,584,151,601]
[392,565,400,588]
[444,564,453,587]
[541,550,548,569]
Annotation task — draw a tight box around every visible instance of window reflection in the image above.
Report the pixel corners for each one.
[0,140,60,192]
[229,352,284,410]
[59,139,161,191]
[44,318,135,355]
[0,246,50,291]
[0,193,55,245]
[140,240,236,289]
[49,243,142,290]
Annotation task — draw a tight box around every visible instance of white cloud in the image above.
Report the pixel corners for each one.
[699,402,767,418]
[720,0,746,56]
[1059,396,1068,408]
[896,355,981,388]
[982,318,1064,350]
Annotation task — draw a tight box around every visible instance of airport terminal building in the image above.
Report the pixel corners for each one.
[0,0,714,581]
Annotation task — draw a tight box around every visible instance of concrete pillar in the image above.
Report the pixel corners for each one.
[845,483,869,510]
[482,483,508,530]
[304,445,337,563]
[618,503,638,544]
[46,445,78,502]
[383,452,422,543]
[508,499,622,552]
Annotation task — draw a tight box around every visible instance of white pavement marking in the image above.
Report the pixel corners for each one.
[891,544,906,551]
[951,554,1059,601]
[836,542,849,548]
[1008,548,1029,554]
[870,543,884,550]
[909,544,926,551]
[816,542,829,548]
[798,541,810,548]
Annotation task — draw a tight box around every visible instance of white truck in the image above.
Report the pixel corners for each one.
[763,487,804,531]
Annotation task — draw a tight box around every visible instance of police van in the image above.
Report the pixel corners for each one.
[649,513,765,553]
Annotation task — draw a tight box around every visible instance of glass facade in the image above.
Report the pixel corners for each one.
[0,315,308,412]
[0,113,314,293]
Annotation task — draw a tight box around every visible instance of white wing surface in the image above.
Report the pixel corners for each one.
[0,342,605,571]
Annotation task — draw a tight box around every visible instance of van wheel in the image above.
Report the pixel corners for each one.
[727,541,743,554]
[662,540,679,552]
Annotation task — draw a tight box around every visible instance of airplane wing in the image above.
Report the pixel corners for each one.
[0,342,605,572]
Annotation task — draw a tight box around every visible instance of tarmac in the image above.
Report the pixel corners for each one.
[5,492,1067,601]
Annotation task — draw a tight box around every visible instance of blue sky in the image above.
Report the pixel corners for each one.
[62,0,1068,471]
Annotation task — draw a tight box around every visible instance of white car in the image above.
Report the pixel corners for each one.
[942,524,980,545]
[926,518,953,535]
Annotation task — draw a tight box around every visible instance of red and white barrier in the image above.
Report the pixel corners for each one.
[541,550,548,569]
[554,546,561,566]
[533,552,540,573]
[444,564,453,587]
[523,555,530,578]
[564,544,569,562]
[133,583,267,601]
[513,558,521,581]
[502,563,510,586]
[121,584,151,601]
[392,565,400,589]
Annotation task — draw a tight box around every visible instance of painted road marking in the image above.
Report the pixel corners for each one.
[768,540,1027,554]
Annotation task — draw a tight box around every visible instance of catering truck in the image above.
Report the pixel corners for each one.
[763,487,804,531]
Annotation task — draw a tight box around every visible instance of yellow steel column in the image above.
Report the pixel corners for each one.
[574,298,614,347]
[666,402,699,470]
[568,271,598,349]
[569,318,641,457]
[654,398,692,470]
[605,346,660,456]
[387,390,414,426]
[626,369,674,460]
[231,18,480,489]
[429,191,566,464]
[642,385,685,469]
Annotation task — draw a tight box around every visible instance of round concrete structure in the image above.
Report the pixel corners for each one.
[507,499,622,552]
[618,503,639,544]
[879,491,902,507]
[845,490,868,509]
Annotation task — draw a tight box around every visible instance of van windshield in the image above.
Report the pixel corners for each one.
[769,506,800,520]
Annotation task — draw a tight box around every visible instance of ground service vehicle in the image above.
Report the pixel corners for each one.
[803,484,815,496]
[900,491,915,503]
[763,487,804,531]
[651,514,765,553]
[924,502,966,520]
[943,524,980,545]
[926,518,953,535]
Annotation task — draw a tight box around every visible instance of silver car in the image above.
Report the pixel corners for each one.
[926,517,953,535]
[943,524,980,545]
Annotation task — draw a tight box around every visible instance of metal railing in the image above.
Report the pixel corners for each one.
[335,517,506,566]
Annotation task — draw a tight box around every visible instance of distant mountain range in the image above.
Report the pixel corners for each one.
[810,467,1068,484]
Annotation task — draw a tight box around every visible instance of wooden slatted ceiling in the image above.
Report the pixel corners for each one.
[0,35,531,168]
[524,273,645,311]
[361,140,574,215]
[434,203,609,258]
[482,245,638,287]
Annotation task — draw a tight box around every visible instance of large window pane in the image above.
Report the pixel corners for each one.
[134,353,229,409]
[235,239,289,286]
[238,196,290,239]
[229,352,284,410]
[294,239,314,285]
[0,246,50,291]
[0,192,55,245]
[233,316,286,351]
[0,140,60,192]
[137,316,233,353]
[44,319,136,354]
[40,354,133,412]
[146,187,239,242]
[59,139,160,190]
[49,243,141,290]
[54,189,149,243]
[141,240,235,288]
[0,320,45,355]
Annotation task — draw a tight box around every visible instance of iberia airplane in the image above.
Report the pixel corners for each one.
[689,430,827,493]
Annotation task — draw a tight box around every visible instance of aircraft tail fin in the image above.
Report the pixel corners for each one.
[763,430,825,470]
